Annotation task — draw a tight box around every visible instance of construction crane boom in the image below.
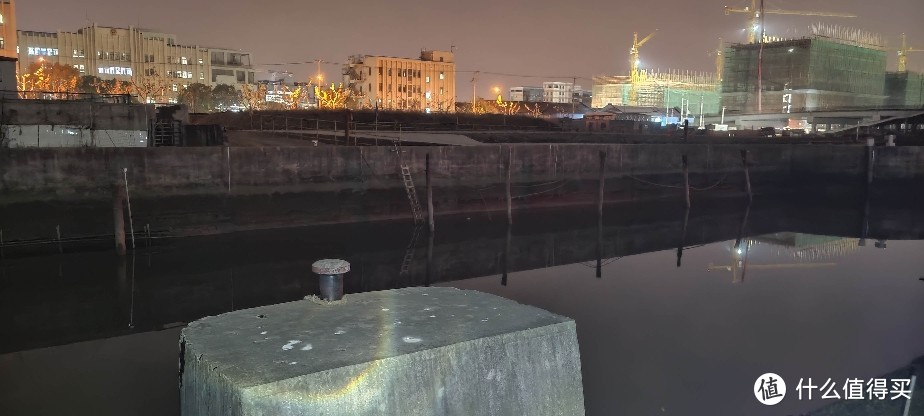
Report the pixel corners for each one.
[630,30,657,81]
[899,33,923,72]
[724,0,856,43]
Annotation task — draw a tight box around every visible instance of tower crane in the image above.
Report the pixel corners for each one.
[630,30,657,82]
[898,33,922,72]
[709,38,725,81]
[724,0,856,43]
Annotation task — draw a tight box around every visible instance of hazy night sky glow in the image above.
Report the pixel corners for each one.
[18,0,924,99]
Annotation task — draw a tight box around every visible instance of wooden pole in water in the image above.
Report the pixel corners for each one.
[741,149,753,200]
[426,153,435,232]
[113,183,126,255]
[682,154,691,208]
[506,147,513,225]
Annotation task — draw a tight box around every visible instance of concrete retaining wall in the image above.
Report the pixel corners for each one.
[1,144,899,199]
[4,125,147,147]
[0,99,152,130]
[1,144,922,240]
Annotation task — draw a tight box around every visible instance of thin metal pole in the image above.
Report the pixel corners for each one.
[123,168,136,249]
[506,147,513,225]
[742,149,753,200]
[682,154,691,208]
[113,184,126,255]
[56,225,62,253]
[226,146,232,193]
[426,153,434,232]
[598,150,606,217]
[677,206,690,267]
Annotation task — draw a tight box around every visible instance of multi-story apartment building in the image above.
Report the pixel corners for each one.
[343,50,455,112]
[16,24,254,102]
[0,0,16,59]
[509,86,543,102]
[0,1,17,96]
[542,82,575,104]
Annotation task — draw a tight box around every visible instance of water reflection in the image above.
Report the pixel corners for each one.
[2,198,924,415]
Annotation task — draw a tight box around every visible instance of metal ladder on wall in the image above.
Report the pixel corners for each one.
[395,141,425,224]
[399,225,423,277]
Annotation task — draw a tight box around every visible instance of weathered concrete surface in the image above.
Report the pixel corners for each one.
[180,287,584,416]
[0,99,152,130]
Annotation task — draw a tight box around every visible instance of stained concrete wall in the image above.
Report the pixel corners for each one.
[1,144,922,240]
[4,125,148,147]
[0,99,152,130]
[2,143,922,199]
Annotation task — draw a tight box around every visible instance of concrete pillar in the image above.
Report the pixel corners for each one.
[180,287,584,416]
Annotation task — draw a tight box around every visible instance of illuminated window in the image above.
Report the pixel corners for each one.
[73,49,85,58]
[181,57,188,65]
[98,66,133,76]
[172,84,178,92]
[27,47,59,56]
[197,58,203,65]
[199,72,204,80]
[426,76,430,83]
[0,14,4,24]
[73,64,86,74]
[439,72,444,80]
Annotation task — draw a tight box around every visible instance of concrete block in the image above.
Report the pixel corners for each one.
[180,287,584,416]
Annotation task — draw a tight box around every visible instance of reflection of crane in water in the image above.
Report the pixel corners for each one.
[707,234,843,283]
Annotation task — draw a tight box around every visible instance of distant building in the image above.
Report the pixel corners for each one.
[0,0,17,60]
[722,27,887,113]
[509,86,543,102]
[885,71,924,108]
[593,71,720,118]
[543,82,574,104]
[16,24,255,102]
[343,50,455,112]
[0,1,17,98]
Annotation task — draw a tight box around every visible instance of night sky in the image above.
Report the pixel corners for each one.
[17,0,924,99]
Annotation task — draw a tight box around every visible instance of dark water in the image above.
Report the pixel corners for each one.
[1,199,923,415]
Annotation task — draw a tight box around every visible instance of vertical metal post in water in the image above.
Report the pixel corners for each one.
[506,147,513,225]
[682,154,691,208]
[113,183,126,255]
[598,150,606,217]
[426,153,435,232]
[741,149,753,200]
[56,225,62,254]
[677,207,690,268]
[123,168,136,249]
[312,259,350,301]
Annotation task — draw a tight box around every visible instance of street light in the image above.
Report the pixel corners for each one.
[493,86,501,100]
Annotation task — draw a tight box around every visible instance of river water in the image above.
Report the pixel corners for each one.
[1,199,923,415]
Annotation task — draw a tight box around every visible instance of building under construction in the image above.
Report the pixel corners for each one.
[722,25,888,113]
[885,71,924,107]
[592,70,721,117]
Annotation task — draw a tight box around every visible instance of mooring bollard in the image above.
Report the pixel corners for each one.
[311,259,350,301]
